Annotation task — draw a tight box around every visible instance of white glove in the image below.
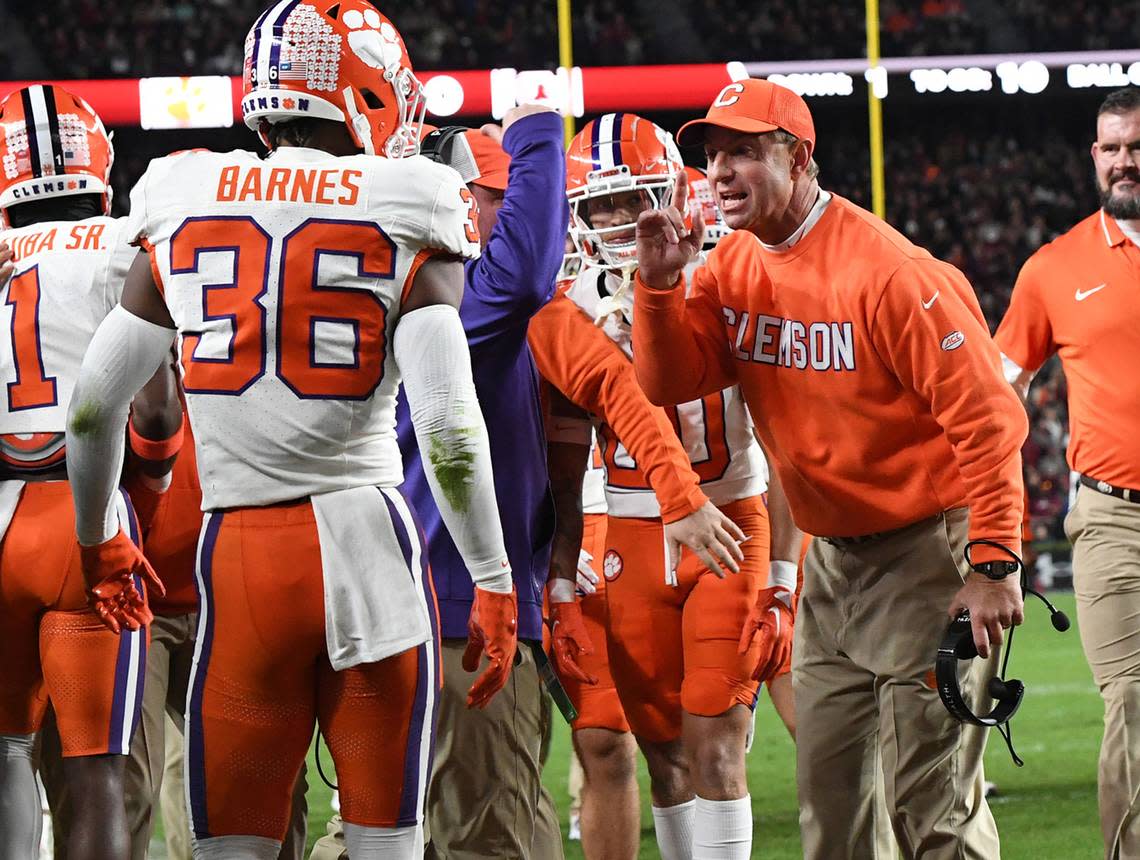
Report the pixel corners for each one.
[576,549,600,595]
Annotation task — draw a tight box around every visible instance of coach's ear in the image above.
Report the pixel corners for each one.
[790,138,814,178]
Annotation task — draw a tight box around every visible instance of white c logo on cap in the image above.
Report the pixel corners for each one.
[712,83,746,108]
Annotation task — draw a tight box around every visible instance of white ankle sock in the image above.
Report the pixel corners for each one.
[653,799,696,860]
[344,821,420,859]
[0,733,40,859]
[693,795,752,859]
[192,835,280,859]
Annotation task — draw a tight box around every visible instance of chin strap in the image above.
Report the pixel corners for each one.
[342,87,376,155]
[593,264,635,327]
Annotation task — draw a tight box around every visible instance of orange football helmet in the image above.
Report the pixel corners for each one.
[241,0,425,158]
[566,112,683,269]
[0,84,114,227]
[685,165,730,249]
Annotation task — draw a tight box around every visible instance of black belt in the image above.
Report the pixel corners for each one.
[1080,474,1140,504]
[821,513,944,548]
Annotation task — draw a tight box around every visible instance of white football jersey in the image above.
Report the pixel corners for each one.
[0,216,134,470]
[582,430,607,515]
[128,148,480,509]
[564,262,767,518]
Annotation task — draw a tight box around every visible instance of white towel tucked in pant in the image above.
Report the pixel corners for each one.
[311,485,432,671]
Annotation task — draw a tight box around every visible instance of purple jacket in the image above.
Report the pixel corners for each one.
[396,111,567,641]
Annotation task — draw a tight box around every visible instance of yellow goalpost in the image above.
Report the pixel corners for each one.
[553,0,885,212]
[865,0,886,218]
[556,0,576,147]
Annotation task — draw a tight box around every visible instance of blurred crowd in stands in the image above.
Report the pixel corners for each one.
[8,0,1109,552]
[8,0,1138,77]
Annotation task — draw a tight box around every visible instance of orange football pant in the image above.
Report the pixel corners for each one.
[564,513,630,734]
[185,498,439,843]
[604,495,769,743]
[140,417,201,617]
[0,481,147,756]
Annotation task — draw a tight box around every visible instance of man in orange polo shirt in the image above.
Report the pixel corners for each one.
[630,79,1028,859]
[996,87,1140,859]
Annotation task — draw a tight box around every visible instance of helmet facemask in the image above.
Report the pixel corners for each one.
[569,166,677,270]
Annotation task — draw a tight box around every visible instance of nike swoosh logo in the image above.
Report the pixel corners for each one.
[1075,283,1107,301]
[921,291,939,310]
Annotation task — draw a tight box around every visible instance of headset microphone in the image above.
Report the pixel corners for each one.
[935,539,1069,766]
[1025,586,1071,631]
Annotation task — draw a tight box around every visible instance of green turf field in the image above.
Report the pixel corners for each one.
[283,591,1102,858]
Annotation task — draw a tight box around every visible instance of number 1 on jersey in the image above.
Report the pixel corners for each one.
[5,266,59,411]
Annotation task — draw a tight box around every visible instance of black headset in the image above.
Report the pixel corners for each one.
[419,126,469,168]
[935,539,1070,766]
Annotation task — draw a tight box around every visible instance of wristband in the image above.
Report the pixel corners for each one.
[129,421,184,461]
[548,578,575,604]
[768,559,798,592]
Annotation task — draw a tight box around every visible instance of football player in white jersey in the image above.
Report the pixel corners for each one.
[544,113,802,860]
[64,4,517,859]
[0,84,181,860]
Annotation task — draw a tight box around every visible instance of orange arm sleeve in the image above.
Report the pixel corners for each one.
[529,295,708,523]
[871,260,1028,561]
[631,265,736,406]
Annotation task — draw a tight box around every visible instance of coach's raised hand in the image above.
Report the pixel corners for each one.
[635,166,704,291]
[463,585,519,708]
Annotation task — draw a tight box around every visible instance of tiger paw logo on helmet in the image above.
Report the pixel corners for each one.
[242,1,426,158]
[603,549,624,582]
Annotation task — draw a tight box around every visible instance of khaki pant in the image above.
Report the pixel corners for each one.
[160,716,192,860]
[310,639,563,860]
[568,748,584,817]
[1066,487,1140,860]
[127,611,197,860]
[794,509,1000,860]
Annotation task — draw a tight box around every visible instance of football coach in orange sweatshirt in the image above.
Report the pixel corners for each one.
[630,79,1028,859]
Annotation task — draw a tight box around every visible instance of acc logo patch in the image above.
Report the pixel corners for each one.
[940,330,965,351]
[603,549,623,582]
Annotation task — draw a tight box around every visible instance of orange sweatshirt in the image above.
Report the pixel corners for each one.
[528,292,708,523]
[632,194,1027,561]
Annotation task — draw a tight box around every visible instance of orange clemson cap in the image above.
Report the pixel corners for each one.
[677,79,816,147]
[461,130,510,191]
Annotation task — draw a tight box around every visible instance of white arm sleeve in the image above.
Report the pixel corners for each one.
[66,305,176,545]
[394,305,512,593]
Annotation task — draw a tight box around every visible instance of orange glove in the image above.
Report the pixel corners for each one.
[738,586,795,683]
[462,586,518,709]
[549,600,597,686]
[79,529,165,634]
